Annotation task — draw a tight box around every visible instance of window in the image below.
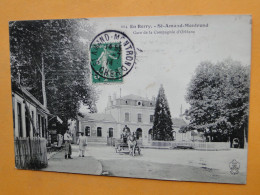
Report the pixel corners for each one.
[31,111,34,135]
[125,112,130,122]
[137,101,142,106]
[85,126,90,136]
[41,116,45,138]
[138,113,142,122]
[97,127,102,137]
[17,102,23,137]
[150,115,154,123]
[108,128,113,137]
[38,114,41,137]
[125,101,128,104]
[13,107,15,129]
[25,109,30,137]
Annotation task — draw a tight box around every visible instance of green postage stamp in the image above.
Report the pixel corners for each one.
[90,30,136,83]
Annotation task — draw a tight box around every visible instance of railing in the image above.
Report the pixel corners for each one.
[147,141,230,151]
[14,137,48,170]
[107,137,116,146]
[193,142,230,150]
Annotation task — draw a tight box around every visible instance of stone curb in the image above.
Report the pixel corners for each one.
[47,151,58,160]
[94,158,103,175]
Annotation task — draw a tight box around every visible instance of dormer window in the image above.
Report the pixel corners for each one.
[125,101,128,104]
[137,101,142,106]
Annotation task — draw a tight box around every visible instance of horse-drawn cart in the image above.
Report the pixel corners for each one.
[114,138,141,156]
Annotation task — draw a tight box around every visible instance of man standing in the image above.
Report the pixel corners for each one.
[64,130,73,159]
[77,132,87,157]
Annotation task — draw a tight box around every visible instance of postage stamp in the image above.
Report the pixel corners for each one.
[90,30,136,83]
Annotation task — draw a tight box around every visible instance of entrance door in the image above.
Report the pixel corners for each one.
[136,128,142,140]
[85,126,90,136]
[148,128,153,141]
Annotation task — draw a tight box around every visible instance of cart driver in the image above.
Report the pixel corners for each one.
[121,125,130,143]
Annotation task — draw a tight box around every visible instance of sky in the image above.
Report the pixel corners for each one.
[79,15,252,117]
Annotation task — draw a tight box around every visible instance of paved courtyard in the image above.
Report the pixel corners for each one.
[71,144,247,184]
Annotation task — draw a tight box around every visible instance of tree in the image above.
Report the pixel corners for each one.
[9,19,98,131]
[185,59,250,147]
[152,85,173,141]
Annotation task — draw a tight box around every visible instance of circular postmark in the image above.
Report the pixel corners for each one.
[90,30,136,82]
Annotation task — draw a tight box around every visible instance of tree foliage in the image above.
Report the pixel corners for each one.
[9,19,98,128]
[152,85,173,141]
[185,59,250,146]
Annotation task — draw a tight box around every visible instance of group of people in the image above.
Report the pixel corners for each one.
[62,125,134,159]
[63,130,88,159]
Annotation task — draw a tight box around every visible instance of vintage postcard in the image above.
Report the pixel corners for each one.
[9,15,251,184]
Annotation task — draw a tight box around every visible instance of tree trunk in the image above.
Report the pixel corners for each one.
[244,125,247,149]
[42,54,47,108]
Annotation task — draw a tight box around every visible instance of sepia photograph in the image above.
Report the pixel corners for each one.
[9,15,251,184]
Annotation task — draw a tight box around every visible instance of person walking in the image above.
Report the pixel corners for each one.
[64,130,73,159]
[57,133,63,147]
[77,132,87,157]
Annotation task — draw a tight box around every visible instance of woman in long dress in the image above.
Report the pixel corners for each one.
[77,132,87,157]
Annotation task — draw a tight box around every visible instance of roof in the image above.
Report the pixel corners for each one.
[12,81,50,115]
[82,113,116,122]
[119,94,151,101]
[172,118,187,127]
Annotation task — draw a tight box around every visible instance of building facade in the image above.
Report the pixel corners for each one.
[12,82,50,139]
[105,94,156,145]
[78,94,156,144]
[78,113,117,143]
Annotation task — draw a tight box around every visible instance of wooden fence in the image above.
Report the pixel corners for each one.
[14,137,48,170]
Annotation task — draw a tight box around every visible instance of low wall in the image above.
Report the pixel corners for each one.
[14,137,48,169]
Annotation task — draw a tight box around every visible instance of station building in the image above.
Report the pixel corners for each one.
[78,94,156,144]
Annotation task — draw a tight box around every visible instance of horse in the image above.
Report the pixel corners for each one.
[127,133,137,156]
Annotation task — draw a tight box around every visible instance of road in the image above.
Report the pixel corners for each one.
[44,144,247,184]
[82,144,247,184]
